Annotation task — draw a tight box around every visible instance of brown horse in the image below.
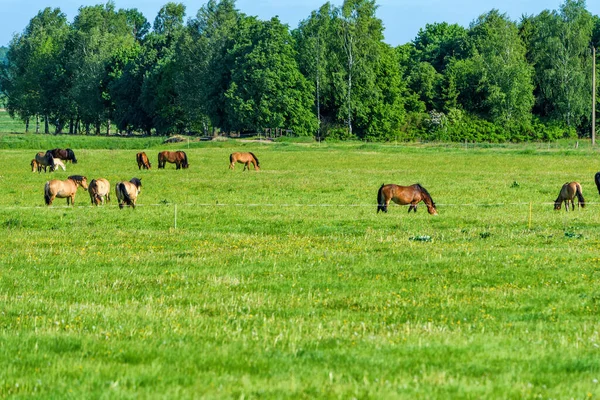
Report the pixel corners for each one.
[377,183,438,215]
[88,178,111,206]
[137,152,151,169]
[158,151,188,169]
[116,178,142,209]
[35,151,55,173]
[30,159,40,172]
[554,182,585,211]
[47,148,77,164]
[229,152,260,171]
[44,175,88,206]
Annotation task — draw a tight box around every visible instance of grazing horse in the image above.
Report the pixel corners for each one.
[44,175,88,206]
[158,151,188,169]
[30,159,40,173]
[52,159,66,172]
[137,152,151,169]
[88,178,111,206]
[229,152,260,171]
[48,148,77,164]
[35,151,55,173]
[554,182,585,211]
[116,178,142,209]
[377,183,438,215]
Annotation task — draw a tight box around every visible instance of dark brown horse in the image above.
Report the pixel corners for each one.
[229,152,260,171]
[137,152,151,169]
[35,151,55,173]
[158,151,188,169]
[377,183,438,215]
[116,178,142,209]
[554,182,585,211]
[44,175,88,206]
[48,148,77,164]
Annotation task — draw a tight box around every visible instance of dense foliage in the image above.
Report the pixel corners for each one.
[0,0,599,141]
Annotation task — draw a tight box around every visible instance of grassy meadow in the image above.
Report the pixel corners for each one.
[1,130,600,398]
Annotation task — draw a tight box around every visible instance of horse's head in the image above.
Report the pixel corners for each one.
[130,177,142,189]
[427,205,438,215]
[554,199,562,210]
[69,175,88,190]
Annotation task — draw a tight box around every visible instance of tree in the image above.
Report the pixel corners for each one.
[461,10,534,128]
[525,0,594,129]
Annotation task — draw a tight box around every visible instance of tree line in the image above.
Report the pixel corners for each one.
[0,0,599,142]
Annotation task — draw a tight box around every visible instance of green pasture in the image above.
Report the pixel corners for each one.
[1,135,600,398]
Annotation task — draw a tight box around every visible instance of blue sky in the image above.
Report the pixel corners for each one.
[1,0,598,47]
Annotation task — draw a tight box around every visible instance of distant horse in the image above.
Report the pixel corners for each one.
[377,183,438,215]
[158,151,188,169]
[52,159,66,172]
[30,159,40,173]
[35,151,55,173]
[554,182,585,211]
[48,148,77,164]
[44,175,88,206]
[137,152,151,169]
[595,172,600,195]
[88,178,111,206]
[116,178,142,209]
[229,152,260,171]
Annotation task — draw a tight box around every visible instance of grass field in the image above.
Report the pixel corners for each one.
[1,131,600,398]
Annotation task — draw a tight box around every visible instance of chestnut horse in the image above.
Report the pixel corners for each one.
[44,175,88,206]
[554,182,585,211]
[158,151,188,169]
[35,151,55,173]
[229,152,260,171]
[116,178,142,209]
[377,183,438,215]
[30,159,40,172]
[88,178,111,206]
[48,148,77,164]
[137,152,151,169]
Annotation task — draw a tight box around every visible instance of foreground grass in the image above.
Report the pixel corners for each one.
[1,140,600,398]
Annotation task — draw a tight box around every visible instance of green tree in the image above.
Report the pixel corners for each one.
[463,10,534,128]
[525,0,594,129]
[222,17,317,135]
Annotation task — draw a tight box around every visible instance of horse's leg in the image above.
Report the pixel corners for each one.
[243,162,249,171]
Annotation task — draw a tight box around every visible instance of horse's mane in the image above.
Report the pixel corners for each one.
[415,183,435,206]
[68,175,85,182]
[249,152,259,167]
[130,177,142,188]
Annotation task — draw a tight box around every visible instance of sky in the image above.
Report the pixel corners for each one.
[0,0,599,48]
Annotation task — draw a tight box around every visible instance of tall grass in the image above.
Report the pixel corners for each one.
[1,137,600,397]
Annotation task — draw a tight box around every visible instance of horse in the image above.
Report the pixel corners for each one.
[52,159,66,172]
[158,151,188,169]
[554,182,585,211]
[137,152,151,169]
[30,159,40,173]
[595,172,600,195]
[377,183,438,215]
[229,152,260,171]
[115,178,142,209]
[44,175,88,206]
[48,148,77,164]
[35,151,55,173]
[88,178,111,206]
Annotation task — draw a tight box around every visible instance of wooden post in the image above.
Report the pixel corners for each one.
[593,46,596,146]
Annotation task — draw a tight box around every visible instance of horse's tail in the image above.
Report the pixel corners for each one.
[229,153,234,164]
[377,184,386,213]
[249,152,259,167]
[44,182,51,205]
[118,182,133,207]
[576,183,585,208]
[595,172,600,195]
